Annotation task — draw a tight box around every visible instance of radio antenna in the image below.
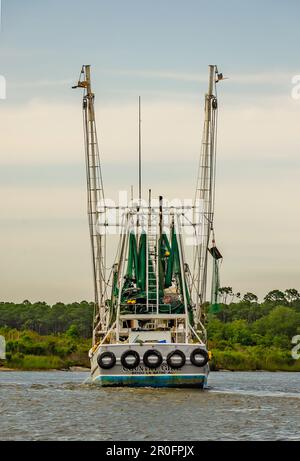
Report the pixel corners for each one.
[138,96,142,204]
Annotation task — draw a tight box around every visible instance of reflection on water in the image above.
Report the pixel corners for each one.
[0,371,299,441]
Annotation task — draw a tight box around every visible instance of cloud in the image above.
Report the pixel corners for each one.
[0,99,83,165]
[1,171,299,302]
[114,69,209,83]
[0,186,87,220]
[1,93,300,301]
[110,68,299,85]
[0,217,93,303]
[1,93,300,168]
[10,79,73,89]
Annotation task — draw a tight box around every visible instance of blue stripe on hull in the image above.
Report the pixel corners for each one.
[93,374,207,388]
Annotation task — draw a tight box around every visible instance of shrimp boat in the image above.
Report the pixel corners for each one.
[73,65,223,388]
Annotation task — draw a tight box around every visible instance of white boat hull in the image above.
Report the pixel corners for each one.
[90,343,209,388]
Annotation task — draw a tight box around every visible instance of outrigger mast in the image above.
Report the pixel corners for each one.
[193,65,223,326]
[73,65,106,343]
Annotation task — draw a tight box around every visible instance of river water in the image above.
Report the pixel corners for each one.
[0,371,299,441]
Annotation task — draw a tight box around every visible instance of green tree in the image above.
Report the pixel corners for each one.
[218,287,233,304]
[243,292,258,304]
[284,288,300,305]
[223,320,253,345]
[253,306,300,338]
[264,290,286,305]
[66,324,80,339]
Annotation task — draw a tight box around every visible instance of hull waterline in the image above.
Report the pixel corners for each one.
[90,343,209,389]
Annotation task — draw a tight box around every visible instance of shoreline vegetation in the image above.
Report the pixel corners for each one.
[1,289,300,372]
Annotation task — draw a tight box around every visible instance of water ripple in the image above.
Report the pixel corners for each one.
[0,371,299,441]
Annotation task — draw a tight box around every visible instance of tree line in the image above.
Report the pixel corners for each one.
[217,287,300,306]
[1,289,300,371]
[0,288,299,342]
[206,287,300,351]
[0,300,94,338]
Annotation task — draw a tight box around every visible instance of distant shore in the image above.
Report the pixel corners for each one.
[1,368,299,373]
[0,366,90,372]
[1,298,300,373]
[1,345,299,373]
[1,362,299,372]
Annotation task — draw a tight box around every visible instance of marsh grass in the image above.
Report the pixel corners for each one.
[210,347,300,371]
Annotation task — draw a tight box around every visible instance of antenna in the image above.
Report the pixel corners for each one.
[138,96,142,204]
[130,185,134,203]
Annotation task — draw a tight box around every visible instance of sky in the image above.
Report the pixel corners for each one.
[0,0,300,303]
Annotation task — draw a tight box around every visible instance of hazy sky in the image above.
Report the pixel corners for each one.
[0,0,300,303]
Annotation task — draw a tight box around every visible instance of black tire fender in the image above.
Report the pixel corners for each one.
[121,350,140,369]
[190,348,209,367]
[97,351,116,369]
[143,349,163,369]
[166,350,186,369]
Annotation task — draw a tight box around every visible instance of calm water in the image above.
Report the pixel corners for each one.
[0,371,299,441]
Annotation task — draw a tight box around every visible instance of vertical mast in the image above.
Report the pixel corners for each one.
[73,65,106,343]
[194,64,220,325]
[138,96,142,204]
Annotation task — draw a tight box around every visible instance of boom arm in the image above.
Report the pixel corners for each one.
[73,65,106,343]
[193,65,222,324]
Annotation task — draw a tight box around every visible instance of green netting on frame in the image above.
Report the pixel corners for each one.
[209,256,221,313]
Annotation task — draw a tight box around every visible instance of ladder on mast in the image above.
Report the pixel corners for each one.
[193,64,222,325]
[146,208,159,313]
[73,65,106,343]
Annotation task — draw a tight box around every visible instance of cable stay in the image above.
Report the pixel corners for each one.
[192,65,224,326]
[73,65,107,343]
